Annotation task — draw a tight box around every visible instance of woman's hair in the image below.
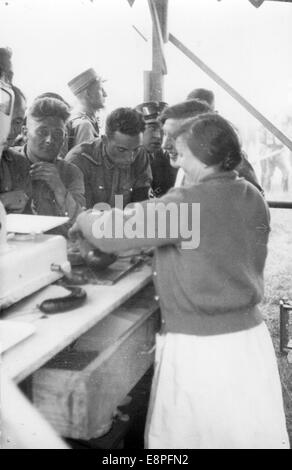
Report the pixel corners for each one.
[27,97,70,123]
[105,107,145,138]
[159,99,211,125]
[174,113,242,171]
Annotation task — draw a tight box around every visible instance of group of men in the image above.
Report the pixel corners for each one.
[0,47,263,237]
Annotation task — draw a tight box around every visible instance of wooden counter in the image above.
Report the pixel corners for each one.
[1,262,159,444]
[1,262,153,384]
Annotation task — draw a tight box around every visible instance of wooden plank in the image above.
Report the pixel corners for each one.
[148,0,168,74]
[66,367,153,449]
[143,70,164,102]
[31,285,160,440]
[156,0,168,43]
[145,0,168,101]
[73,283,157,352]
[1,374,69,449]
[1,263,152,383]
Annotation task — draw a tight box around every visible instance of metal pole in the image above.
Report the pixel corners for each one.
[268,201,292,209]
[144,0,168,101]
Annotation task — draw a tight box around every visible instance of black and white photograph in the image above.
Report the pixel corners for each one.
[1,0,292,452]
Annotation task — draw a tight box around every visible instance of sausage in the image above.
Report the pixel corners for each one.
[38,286,87,314]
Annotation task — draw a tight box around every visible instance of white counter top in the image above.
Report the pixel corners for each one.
[1,263,152,383]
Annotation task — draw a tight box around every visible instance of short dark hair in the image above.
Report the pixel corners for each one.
[27,97,70,123]
[105,107,145,138]
[174,112,242,171]
[186,88,215,109]
[159,99,211,125]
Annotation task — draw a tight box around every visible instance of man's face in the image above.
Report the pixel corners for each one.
[7,97,26,146]
[87,80,107,111]
[25,116,66,162]
[162,118,186,168]
[143,121,163,153]
[105,131,142,167]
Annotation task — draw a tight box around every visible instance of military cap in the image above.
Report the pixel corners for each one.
[68,68,105,96]
[135,101,168,123]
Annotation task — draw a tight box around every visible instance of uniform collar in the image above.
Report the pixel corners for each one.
[0,148,12,162]
[71,105,97,121]
[79,137,114,169]
[101,136,115,169]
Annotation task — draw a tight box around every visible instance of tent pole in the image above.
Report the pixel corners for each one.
[169,32,292,152]
[144,0,168,101]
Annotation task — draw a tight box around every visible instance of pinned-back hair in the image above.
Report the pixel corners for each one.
[159,99,211,125]
[174,112,242,171]
[27,97,70,123]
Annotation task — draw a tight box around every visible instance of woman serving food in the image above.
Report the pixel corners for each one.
[70,112,289,449]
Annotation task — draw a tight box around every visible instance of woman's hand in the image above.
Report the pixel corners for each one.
[69,209,99,240]
[0,190,29,213]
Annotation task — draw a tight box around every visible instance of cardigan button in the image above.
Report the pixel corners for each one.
[153,271,157,277]
[154,295,160,302]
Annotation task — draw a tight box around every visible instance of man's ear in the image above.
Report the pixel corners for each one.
[85,88,91,100]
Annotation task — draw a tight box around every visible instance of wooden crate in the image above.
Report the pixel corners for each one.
[31,283,160,440]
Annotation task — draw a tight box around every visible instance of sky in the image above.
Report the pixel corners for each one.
[1,0,292,143]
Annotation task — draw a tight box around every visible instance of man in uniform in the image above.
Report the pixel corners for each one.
[160,99,212,187]
[0,85,28,213]
[135,101,177,197]
[65,107,152,209]
[6,85,27,147]
[67,68,107,150]
[0,97,85,235]
[160,99,263,194]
